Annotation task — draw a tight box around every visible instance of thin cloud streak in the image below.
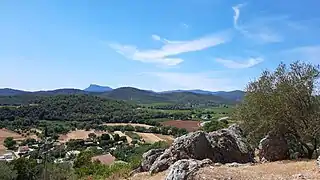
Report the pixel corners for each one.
[232,3,283,43]
[110,32,230,66]
[216,57,263,69]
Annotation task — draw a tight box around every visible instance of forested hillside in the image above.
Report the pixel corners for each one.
[0,87,244,106]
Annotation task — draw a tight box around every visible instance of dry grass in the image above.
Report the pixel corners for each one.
[127,160,320,180]
[137,133,164,143]
[125,171,167,180]
[154,134,174,144]
[0,128,24,153]
[194,160,320,180]
[103,123,153,128]
[58,130,104,142]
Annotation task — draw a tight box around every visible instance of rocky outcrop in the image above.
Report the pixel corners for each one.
[206,124,255,163]
[141,149,165,171]
[258,133,289,161]
[148,124,254,174]
[165,159,212,180]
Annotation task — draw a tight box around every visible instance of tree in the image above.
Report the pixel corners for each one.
[73,151,93,168]
[88,133,97,141]
[0,161,18,180]
[235,61,320,158]
[202,120,228,132]
[101,133,110,141]
[4,137,16,150]
[11,158,41,180]
[113,134,120,141]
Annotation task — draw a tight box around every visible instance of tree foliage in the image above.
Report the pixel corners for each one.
[4,137,17,150]
[235,61,320,158]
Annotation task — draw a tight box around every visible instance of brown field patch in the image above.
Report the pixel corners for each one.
[0,128,24,153]
[154,134,174,144]
[161,120,201,132]
[91,153,116,165]
[103,123,153,128]
[136,133,164,143]
[58,130,105,142]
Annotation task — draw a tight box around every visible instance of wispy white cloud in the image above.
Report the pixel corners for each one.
[110,32,229,66]
[146,71,238,91]
[232,4,283,43]
[284,45,320,63]
[151,34,161,41]
[232,3,245,29]
[181,23,190,29]
[216,57,263,69]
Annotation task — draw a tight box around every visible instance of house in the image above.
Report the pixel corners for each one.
[91,153,116,165]
[0,152,17,162]
[18,146,30,155]
[54,158,64,164]
[66,150,80,159]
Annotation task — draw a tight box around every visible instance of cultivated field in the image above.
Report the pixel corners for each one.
[0,128,24,153]
[128,160,319,180]
[137,133,164,143]
[161,120,201,132]
[154,134,174,144]
[103,123,153,128]
[58,130,105,142]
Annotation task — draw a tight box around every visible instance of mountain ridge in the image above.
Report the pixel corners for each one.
[0,85,245,105]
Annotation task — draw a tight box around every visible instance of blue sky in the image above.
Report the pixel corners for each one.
[1,0,319,91]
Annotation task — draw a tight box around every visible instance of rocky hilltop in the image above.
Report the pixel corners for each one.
[129,125,319,180]
[137,124,254,179]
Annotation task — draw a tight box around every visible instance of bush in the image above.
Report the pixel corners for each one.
[202,120,228,132]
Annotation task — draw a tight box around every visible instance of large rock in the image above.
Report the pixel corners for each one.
[206,124,255,163]
[258,132,289,161]
[165,159,212,180]
[141,149,165,171]
[149,125,254,174]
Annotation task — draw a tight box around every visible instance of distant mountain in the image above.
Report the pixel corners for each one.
[102,87,237,104]
[84,84,112,92]
[102,87,167,104]
[214,90,245,102]
[161,89,211,94]
[36,88,87,95]
[0,86,245,105]
[0,88,28,96]
[160,89,245,101]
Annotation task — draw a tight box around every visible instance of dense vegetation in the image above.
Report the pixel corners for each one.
[236,61,320,158]
[0,87,243,106]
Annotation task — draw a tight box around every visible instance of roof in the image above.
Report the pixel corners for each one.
[18,146,29,152]
[91,153,116,165]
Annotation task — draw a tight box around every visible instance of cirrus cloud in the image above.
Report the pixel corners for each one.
[109,32,230,66]
[216,57,264,69]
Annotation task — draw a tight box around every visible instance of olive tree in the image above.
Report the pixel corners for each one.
[235,61,320,158]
